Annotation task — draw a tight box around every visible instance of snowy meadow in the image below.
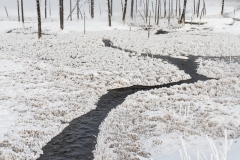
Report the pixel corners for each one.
[0,0,240,160]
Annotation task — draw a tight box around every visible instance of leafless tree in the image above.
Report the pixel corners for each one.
[108,0,111,26]
[157,0,160,25]
[36,0,42,39]
[45,0,47,19]
[91,0,94,19]
[49,0,51,16]
[5,6,9,17]
[59,0,64,30]
[131,0,134,20]
[77,0,80,20]
[70,0,72,21]
[179,0,187,26]
[164,0,166,18]
[17,0,20,22]
[197,0,200,17]
[122,0,127,24]
[21,0,24,27]
[221,0,224,17]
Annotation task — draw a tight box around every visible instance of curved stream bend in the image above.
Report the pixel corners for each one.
[38,41,211,160]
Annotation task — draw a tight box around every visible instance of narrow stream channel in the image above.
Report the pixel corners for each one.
[38,40,212,160]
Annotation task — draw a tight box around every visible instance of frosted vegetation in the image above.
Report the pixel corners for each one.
[107,30,240,57]
[197,57,240,79]
[0,29,190,159]
[94,78,240,160]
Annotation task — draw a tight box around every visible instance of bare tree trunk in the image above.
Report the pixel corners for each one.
[193,0,195,15]
[178,0,181,19]
[45,0,47,19]
[131,0,134,20]
[36,0,42,39]
[168,0,170,28]
[121,0,123,12]
[155,0,157,23]
[21,0,24,27]
[84,11,86,34]
[171,0,173,16]
[98,0,102,16]
[164,0,166,18]
[108,0,111,26]
[111,0,113,16]
[146,0,149,23]
[221,0,224,17]
[5,6,9,17]
[49,0,51,16]
[17,0,20,22]
[180,0,187,26]
[59,0,64,30]
[122,0,128,24]
[91,0,94,19]
[175,0,177,17]
[77,0,80,20]
[157,0,160,25]
[148,12,151,38]
[197,0,200,17]
[70,0,72,21]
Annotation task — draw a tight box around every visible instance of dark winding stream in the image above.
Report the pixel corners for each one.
[38,40,212,160]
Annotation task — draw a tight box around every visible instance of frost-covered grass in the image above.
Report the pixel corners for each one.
[94,78,240,160]
[0,28,190,159]
[197,57,240,79]
[107,30,240,57]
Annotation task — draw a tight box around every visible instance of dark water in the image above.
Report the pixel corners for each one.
[38,41,211,160]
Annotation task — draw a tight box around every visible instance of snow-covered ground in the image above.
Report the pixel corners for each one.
[0,28,190,159]
[197,57,240,79]
[94,77,240,160]
[0,0,240,159]
[107,30,240,57]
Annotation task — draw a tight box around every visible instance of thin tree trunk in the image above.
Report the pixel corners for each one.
[59,0,64,30]
[5,6,9,17]
[131,0,134,20]
[178,0,181,19]
[98,0,102,16]
[84,12,86,34]
[70,0,72,21]
[168,0,170,28]
[121,0,123,12]
[108,0,111,26]
[21,0,24,27]
[146,0,149,23]
[193,0,195,15]
[91,0,94,19]
[164,0,166,18]
[157,0,160,25]
[197,0,200,17]
[77,0,80,20]
[148,12,151,38]
[49,0,51,16]
[45,0,47,19]
[221,0,224,17]
[36,0,42,39]
[180,0,187,26]
[155,0,157,23]
[176,0,177,17]
[111,0,113,16]
[17,0,20,22]
[122,0,128,24]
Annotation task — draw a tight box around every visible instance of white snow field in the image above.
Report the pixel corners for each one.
[94,78,240,160]
[197,57,240,79]
[0,0,240,159]
[0,28,190,159]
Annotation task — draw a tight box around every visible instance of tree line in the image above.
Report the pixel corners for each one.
[11,0,226,39]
